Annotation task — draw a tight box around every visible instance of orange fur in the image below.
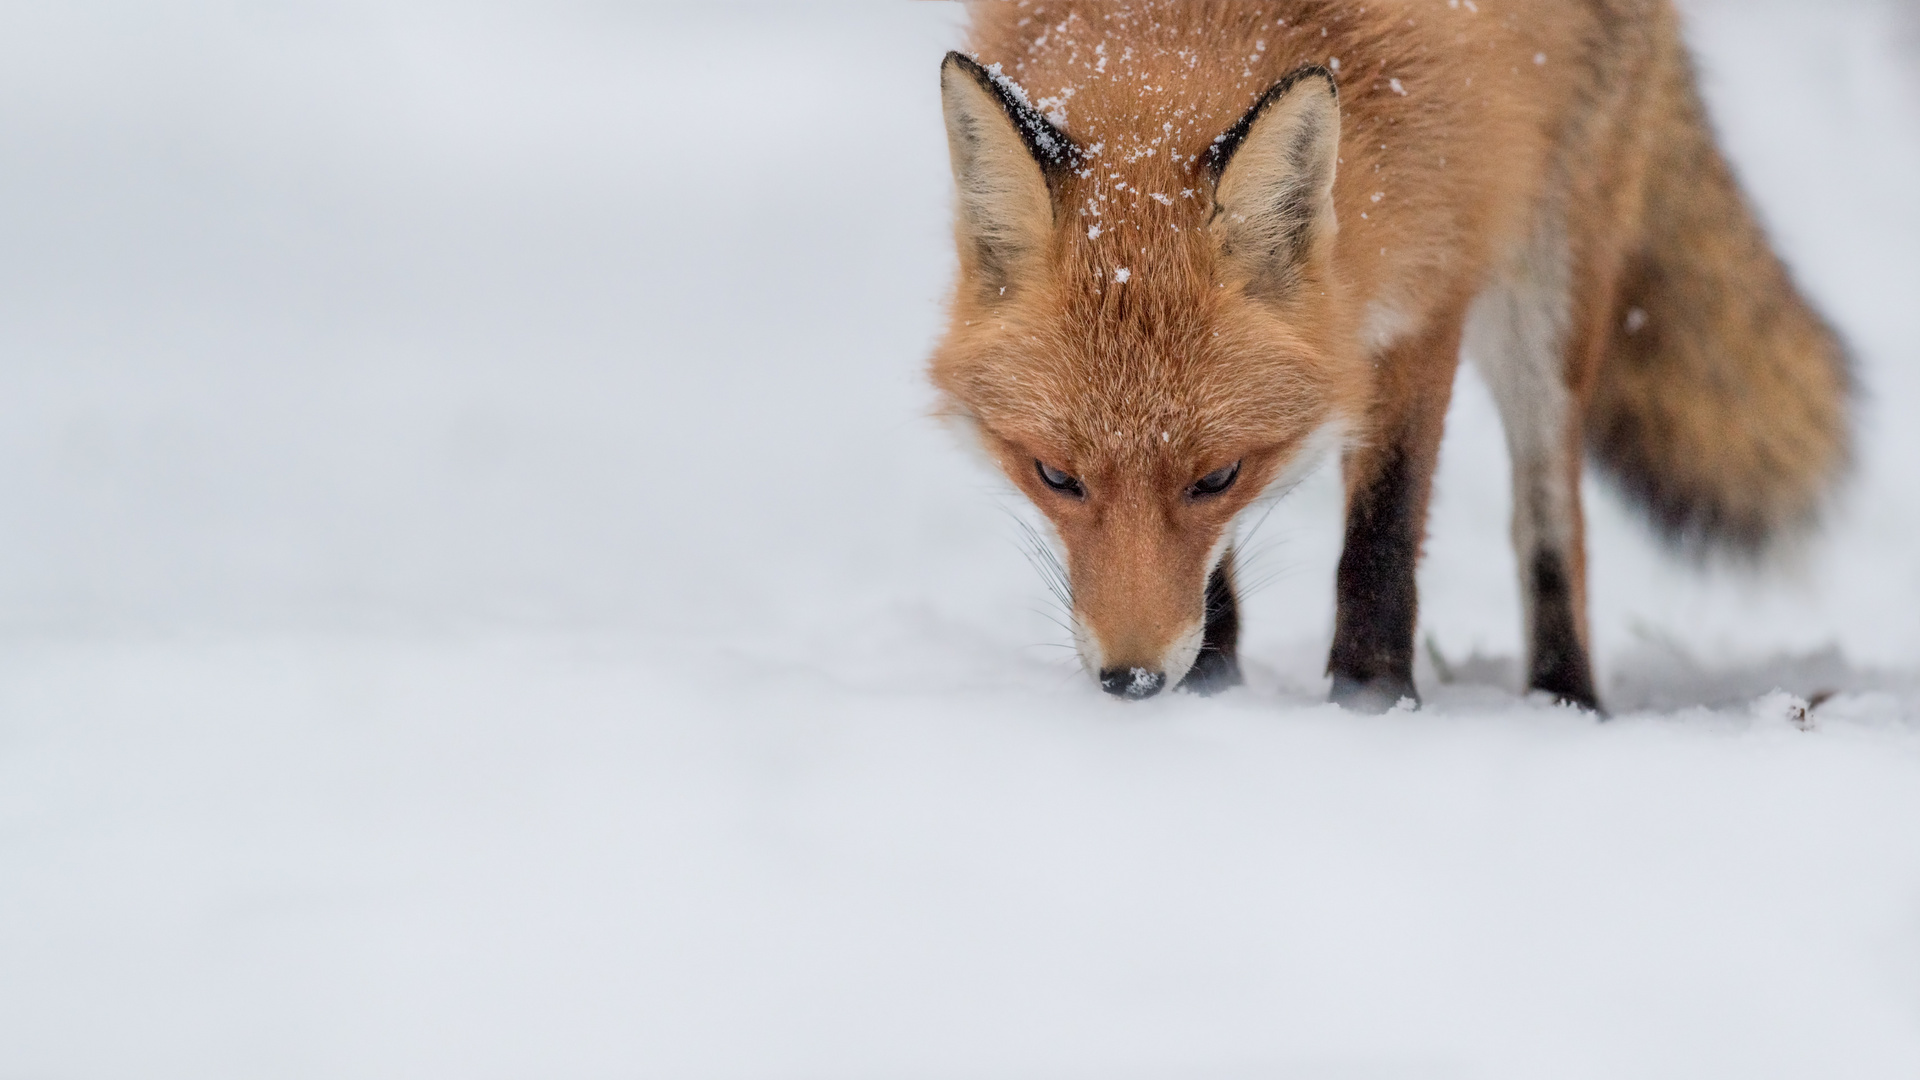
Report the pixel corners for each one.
[930,1,1850,706]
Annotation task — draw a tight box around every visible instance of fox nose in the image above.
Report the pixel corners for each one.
[1100,667,1167,701]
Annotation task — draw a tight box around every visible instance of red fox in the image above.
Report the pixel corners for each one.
[930,1,1851,711]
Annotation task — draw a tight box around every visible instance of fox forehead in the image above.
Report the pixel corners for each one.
[938,284,1337,460]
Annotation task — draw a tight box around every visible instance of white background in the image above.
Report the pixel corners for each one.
[1,2,1917,1077]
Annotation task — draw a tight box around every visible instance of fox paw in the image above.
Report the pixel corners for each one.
[1330,672,1419,714]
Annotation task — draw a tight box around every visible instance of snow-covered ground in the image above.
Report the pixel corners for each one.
[1,2,1918,1076]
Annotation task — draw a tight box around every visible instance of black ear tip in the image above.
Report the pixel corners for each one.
[943,50,982,78]
[1208,63,1343,176]
[937,50,1080,172]
[941,51,994,93]
[1267,64,1341,113]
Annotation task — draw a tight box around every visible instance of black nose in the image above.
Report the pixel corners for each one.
[1100,667,1166,700]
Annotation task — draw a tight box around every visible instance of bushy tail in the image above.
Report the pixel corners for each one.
[1585,48,1852,555]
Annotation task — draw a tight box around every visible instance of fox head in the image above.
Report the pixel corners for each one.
[930,53,1369,698]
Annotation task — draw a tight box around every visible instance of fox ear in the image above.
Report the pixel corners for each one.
[941,52,1075,291]
[1208,67,1341,298]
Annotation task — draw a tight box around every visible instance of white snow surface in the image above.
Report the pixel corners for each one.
[2,2,1919,1076]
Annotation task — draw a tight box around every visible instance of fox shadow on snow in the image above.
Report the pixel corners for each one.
[1421,632,1915,714]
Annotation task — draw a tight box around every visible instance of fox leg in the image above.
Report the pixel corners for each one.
[1466,211,1603,711]
[1515,449,1599,711]
[1180,549,1244,695]
[1327,319,1464,713]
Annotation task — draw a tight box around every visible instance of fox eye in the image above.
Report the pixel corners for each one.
[1189,461,1241,499]
[1036,460,1086,498]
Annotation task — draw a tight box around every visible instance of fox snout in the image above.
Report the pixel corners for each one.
[1073,586,1208,701]
[1077,611,1207,700]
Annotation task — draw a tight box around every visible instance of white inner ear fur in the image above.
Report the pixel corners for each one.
[942,62,1054,282]
[1213,77,1341,293]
